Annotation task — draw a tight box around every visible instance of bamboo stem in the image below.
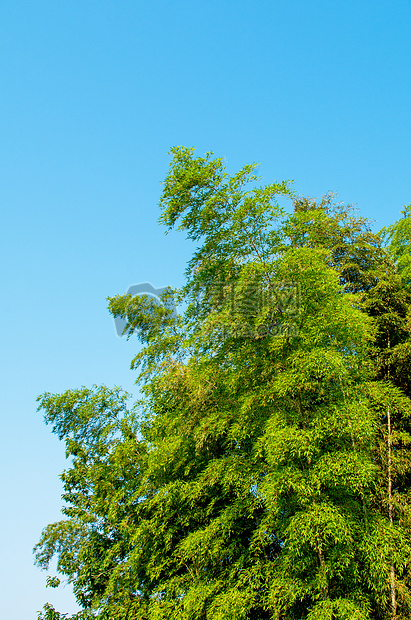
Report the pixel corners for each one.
[387,403,397,617]
[387,334,397,617]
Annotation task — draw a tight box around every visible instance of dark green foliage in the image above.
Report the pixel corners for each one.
[35,148,411,619]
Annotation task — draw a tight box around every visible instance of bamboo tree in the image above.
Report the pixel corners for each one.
[362,272,411,618]
[34,148,411,620]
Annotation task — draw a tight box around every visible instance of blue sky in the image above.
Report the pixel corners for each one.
[1,1,410,617]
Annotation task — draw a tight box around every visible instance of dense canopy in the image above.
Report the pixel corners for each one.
[35,148,411,620]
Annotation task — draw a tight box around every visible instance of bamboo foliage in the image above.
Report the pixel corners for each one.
[35,148,411,620]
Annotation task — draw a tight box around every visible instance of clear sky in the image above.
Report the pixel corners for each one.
[1,1,410,617]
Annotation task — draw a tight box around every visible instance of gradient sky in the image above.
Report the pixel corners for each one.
[1,1,410,617]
